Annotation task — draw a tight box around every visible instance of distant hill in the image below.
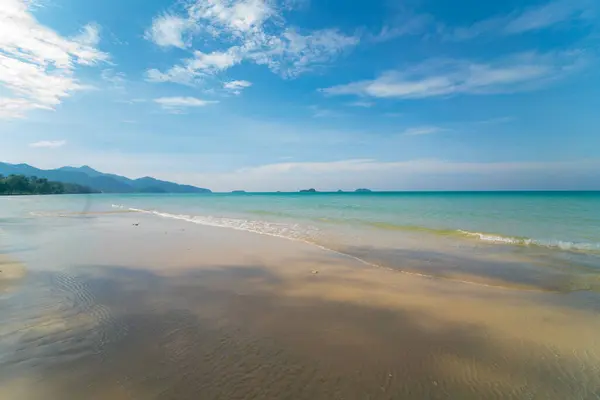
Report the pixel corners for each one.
[0,162,211,194]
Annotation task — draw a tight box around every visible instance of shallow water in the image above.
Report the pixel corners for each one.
[2,192,600,291]
[2,195,600,399]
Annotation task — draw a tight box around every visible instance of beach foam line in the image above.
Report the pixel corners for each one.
[122,206,322,242]
[245,213,600,255]
[112,204,562,292]
[456,230,600,253]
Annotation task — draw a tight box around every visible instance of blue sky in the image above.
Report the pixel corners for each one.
[0,0,599,191]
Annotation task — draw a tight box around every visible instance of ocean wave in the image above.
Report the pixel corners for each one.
[457,230,600,253]
[114,205,321,242]
[357,219,600,253]
[30,211,66,217]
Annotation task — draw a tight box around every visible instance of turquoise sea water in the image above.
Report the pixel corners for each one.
[2,191,600,290]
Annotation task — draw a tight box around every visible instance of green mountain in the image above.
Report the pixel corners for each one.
[0,162,211,194]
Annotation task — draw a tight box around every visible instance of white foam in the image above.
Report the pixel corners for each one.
[114,204,320,242]
[458,230,600,253]
[29,211,68,217]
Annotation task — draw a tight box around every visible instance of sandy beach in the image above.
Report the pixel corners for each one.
[1,211,600,399]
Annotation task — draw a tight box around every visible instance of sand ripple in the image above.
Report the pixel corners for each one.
[0,270,127,372]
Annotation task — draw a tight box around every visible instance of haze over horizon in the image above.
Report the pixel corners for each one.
[1,0,599,191]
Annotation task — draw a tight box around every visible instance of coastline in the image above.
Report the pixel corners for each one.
[1,211,600,399]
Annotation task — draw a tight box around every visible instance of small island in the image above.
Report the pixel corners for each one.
[355,188,372,193]
[231,190,247,193]
[299,188,317,193]
[0,174,97,195]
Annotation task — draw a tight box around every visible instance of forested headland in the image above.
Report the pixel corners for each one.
[0,175,97,195]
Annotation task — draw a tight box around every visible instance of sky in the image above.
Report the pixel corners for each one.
[0,0,599,191]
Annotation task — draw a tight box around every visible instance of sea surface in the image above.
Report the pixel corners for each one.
[2,191,600,290]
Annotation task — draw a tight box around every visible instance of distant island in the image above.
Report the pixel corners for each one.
[231,190,247,193]
[0,174,96,195]
[355,188,372,193]
[299,188,317,193]
[0,162,211,194]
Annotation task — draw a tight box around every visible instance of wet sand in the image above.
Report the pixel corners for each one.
[0,255,26,280]
[1,213,600,399]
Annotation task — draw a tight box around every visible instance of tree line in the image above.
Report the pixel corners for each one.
[0,175,97,195]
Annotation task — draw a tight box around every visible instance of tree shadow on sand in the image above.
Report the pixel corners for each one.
[1,264,599,400]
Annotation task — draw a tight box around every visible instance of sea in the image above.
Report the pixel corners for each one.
[2,191,600,292]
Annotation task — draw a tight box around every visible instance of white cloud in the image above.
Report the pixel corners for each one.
[402,126,443,136]
[223,79,252,94]
[29,140,66,148]
[188,0,276,37]
[117,98,147,105]
[190,49,243,71]
[154,96,218,112]
[505,0,594,34]
[249,28,359,78]
[101,69,126,88]
[145,0,359,83]
[0,0,108,119]
[145,14,191,49]
[446,0,595,40]
[370,14,434,42]
[147,48,243,84]
[309,105,343,118]
[321,51,585,99]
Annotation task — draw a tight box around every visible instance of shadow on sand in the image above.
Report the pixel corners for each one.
[1,263,599,400]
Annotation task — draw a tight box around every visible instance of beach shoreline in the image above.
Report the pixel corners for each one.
[1,211,600,399]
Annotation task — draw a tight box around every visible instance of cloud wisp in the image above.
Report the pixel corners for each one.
[223,80,252,94]
[321,51,586,99]
[154,96,219,113]
[444,0,596,41]
[402,126,444,136]
[29,140,67,148]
